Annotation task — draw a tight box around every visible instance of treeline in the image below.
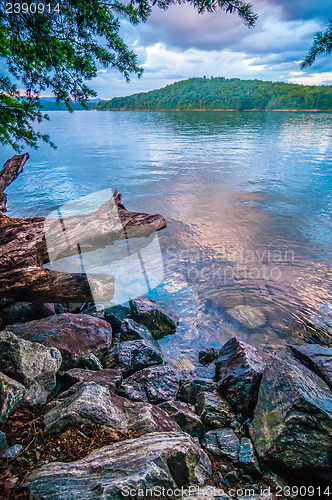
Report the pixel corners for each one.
[93,77,332,111]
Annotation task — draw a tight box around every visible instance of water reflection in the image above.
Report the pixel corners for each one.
[0,110,331,368]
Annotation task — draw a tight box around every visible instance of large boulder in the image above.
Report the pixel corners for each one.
[119,364,180,403]
[59,367,122,394]
[6,313,112,370]
[129,297,179,339]
[0,302,55,328]
[0,331,62,406]
[159,401,204,438]
[196,392,234,429]
[215,337,265,415]
[0,372,26,424]
[250,352,332,479]
[26,432,212,499]
[44,382,181,435]
[106,339,163,376]
[288,343,332,390]
[177,378,217,405]
[226,305,267,329]
[202,428,240,461]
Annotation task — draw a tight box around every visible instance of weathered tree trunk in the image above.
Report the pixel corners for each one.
[0,154,166,302]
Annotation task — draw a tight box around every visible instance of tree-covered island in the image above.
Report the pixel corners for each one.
[93,77,332,112]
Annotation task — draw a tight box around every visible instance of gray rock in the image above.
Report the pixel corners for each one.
[198,348,221,366]
[159,401,204,438]
[120,318,154,342]
[104,304,131,333]
[44,382,180,435]
[119,364,180,403]
[202,428,240,461]
[0,302,55,328]
[60,368,122,393]
[0,430,8,451]
[106,338,163,376]
[227,305,267,329]
[177,378,217,405]
[1,444,24,459]
[44,382,127,434]
[130,296,179,339]
[215,337,265,415]
[6,313,112,370]
[78,353,103,371]
[0,372,26,424]
[288,343,332,390]
[0,331,62,406]
[196,392,234,429]
[238,437,260,475]
[250,351,332,478]
[26,432,212,499]
[129,402,182,436]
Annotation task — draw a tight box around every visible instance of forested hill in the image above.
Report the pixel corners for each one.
[93,77,332,111]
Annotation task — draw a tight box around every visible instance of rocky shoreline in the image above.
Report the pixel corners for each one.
[0,297,332,499]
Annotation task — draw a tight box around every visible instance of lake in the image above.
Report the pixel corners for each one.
[1,110,331,373]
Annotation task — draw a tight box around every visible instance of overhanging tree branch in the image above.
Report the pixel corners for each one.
[301,20,332,69]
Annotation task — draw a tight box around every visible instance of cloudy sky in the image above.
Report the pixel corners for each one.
[92,0,332,99]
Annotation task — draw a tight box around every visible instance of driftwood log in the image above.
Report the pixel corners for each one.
[0,154,166,302]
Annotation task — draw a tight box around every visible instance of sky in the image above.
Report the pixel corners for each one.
[92,0,332,99]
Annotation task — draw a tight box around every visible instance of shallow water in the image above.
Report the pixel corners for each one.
[1,111,331,371]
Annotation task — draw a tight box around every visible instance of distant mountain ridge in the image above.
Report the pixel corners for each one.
[92,77,332,112]
[40,97,100,111]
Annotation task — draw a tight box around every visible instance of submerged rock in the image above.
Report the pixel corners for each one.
[238,437,260,475]
[129,296,179,339]
[0,372,26,424]
[26,432,212,499]
[177,378,217,405]
[196,392,234,429]
[215,337,265,415]
[0,331,61,406]
[227,305,266,329]
[159,400,204,438]
[106,338,163,376]
[288,343,332,390]
[250,351,332,478]
[119,364,180,403]
[59,367,122,393]
[202,428,240,461]
[6,313,112,370]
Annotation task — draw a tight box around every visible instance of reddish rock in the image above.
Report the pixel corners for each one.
[6,313,112,370]
[59,367,122,393]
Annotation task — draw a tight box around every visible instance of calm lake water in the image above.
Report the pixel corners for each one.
[1,111,331,372]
